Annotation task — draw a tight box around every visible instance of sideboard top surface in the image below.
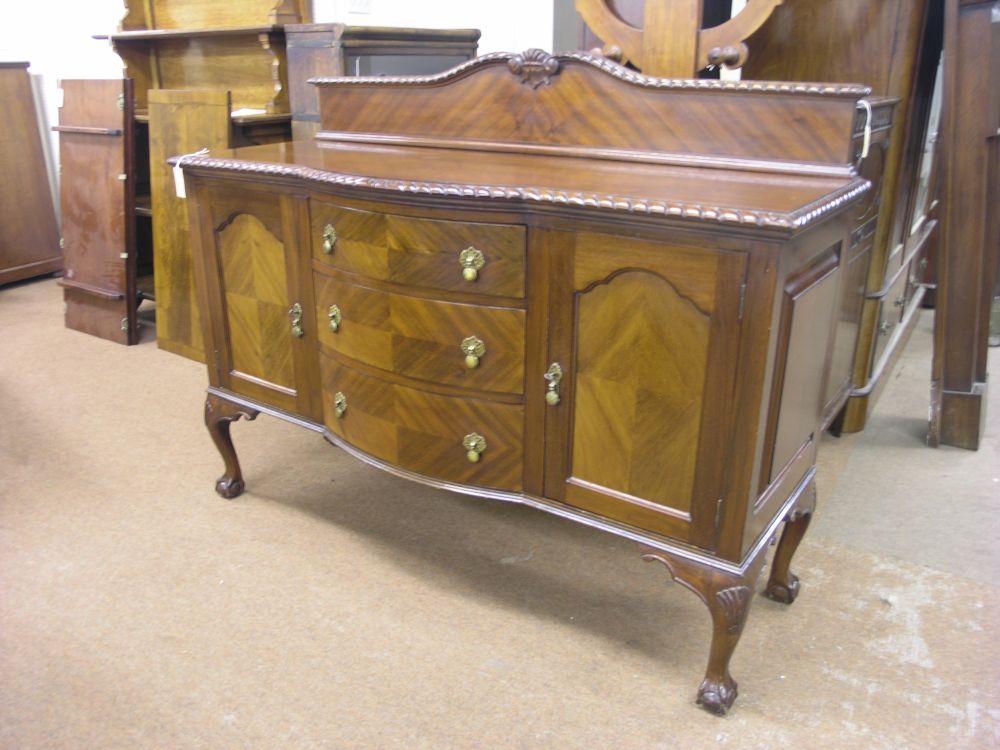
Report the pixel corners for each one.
[178,138,869,234]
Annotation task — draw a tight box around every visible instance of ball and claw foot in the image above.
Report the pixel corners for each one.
[697,676,738,715]
[215,476,246,499]
[765,572,800,604]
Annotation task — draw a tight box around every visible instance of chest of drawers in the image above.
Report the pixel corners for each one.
[180,51,871,713]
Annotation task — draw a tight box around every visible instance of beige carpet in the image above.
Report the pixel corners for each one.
[1,277,998,749]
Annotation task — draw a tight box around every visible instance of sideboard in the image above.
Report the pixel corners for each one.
[177,51,870,714]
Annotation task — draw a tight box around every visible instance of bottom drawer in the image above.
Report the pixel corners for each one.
[320,355,524,492]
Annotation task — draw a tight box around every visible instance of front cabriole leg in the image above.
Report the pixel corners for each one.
[204,392,259,499]
[640,544,768,715]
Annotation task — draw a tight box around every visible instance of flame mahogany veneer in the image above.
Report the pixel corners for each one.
[178,51,871,714]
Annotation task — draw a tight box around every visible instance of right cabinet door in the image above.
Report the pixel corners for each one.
[543,231,747,549]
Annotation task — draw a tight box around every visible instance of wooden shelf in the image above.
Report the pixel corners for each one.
[95,25,282,42]
[135,194,152,217]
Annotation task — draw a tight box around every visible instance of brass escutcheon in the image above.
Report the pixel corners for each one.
[328,304,342,333]
[544,362,563,406]
[463,432,487,463]
[322,224,337,254]
[289,302,305,338]
[459,247,485,282]
[334,392,347,418]
[460,335,486,368]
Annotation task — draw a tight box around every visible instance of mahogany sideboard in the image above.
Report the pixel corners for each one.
[178,51,871,714]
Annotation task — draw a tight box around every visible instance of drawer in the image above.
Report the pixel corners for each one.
[314,275,526,394]
[311,201,526,298]
[321,356,524,492]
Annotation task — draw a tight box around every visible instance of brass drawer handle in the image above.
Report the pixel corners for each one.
[463,432,486,463]
[544,362,562,406]
[334,392,347,419]
[322,224,337,254]
[328,304,342,333]
[461,335,486,368]
[289,302,305,338]
[459,246,485,282]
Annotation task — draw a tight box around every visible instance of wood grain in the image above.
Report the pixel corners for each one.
[313,274,525,394]
[149,89,232,363]
[0,63,61,286]
[321,356,524,491]
[57,79,135,345]
[311,200,526,298]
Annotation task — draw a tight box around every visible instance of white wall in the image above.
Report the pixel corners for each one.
[0,0,556,220]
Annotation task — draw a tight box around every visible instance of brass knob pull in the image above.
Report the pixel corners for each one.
[463,433,486,463]
[334,392,347,419]
[459,247,485,282]
[322,224,337,254]
[289,302,305,338]
[328,304,342,333]
[878,320,893,336]
[544,362,562,406]
[460,335,486,368]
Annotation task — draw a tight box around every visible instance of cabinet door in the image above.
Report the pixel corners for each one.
[544,232,746,549]
[188,181,320,420]
[56,79,137,344]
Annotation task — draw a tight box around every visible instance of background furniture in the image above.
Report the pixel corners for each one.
[58,0,478,358]
[0,62,60,287]
[285,24,480,140]
[575,0,944,435]
[179,50,870,713]
[929,0,1000,450]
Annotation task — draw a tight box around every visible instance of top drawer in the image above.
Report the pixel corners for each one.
[311,201,526,298]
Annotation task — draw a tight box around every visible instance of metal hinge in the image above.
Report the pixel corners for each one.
[737,281,747,320]
[714,497,724,528]
[119,252,128,260]
[117,93,125,111]
[59,237,65,249]
[121,317,129,333]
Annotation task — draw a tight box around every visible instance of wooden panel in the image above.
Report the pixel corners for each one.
[218,213,295,390]
[313,275,525,394]
[121,0,309,29]
[322,356,523,491]
[58,79,135,345]
[316,54,862,167]
[115,33,288,113]
[149,89,232,362]
[0,63,61,286]
[766,247,841,481]
[311,201,526,298]
[822,242,870,423]
[560,232,747,548]
[570,270,709,515]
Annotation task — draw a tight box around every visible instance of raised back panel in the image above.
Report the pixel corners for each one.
[314,52,866,167]
[149,89,232,363]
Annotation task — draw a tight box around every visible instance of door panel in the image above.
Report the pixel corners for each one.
[56,79,136,344]
[550,231,746,549]
[192,185,320,419]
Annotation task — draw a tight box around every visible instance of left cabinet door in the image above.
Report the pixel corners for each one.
[57,79,138,344]
[187,179,321,421]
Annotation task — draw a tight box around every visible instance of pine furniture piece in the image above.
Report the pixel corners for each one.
[178,51,871,714]
[0,62,60,287]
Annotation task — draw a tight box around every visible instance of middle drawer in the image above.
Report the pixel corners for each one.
[314,274,526,395]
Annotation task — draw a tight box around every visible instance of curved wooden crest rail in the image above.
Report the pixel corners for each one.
[178,51,869,714]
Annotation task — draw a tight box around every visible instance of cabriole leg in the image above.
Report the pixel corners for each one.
[765,478,817,604]
[640,544,768,715]
[204,393,259,499]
